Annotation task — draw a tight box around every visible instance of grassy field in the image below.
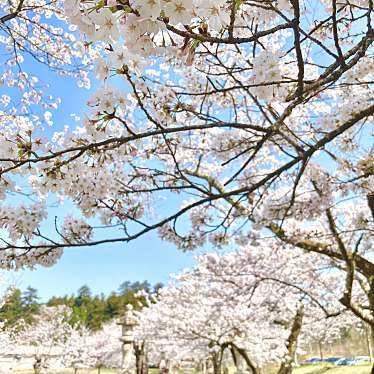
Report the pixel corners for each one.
[282,363,372,374]
[14,364,373,374]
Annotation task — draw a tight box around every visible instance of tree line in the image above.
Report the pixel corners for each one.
[0,281,162,330]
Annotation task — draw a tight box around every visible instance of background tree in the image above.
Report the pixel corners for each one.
[10,305,74,374]
[0,288,24,327]
[0,280,155,330]
[22,287,40,318]
[135,241,355,374]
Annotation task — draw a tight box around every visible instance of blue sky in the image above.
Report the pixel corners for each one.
[13,232,196,301]
[2,48,200,301]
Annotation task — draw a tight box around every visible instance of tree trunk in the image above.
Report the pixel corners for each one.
[134,341,149,374]
[202,360,207,374]
[233,345,261,374]
[230,346,237,368]
[33,357,42,374]
[278,305,304,374]
[98,366,101,374]
[212,350,222,374]
[368,280,374,374]
[318,341,324,361]
[210,345,229,374]
[365,324,373,362]
[370,325,374,374]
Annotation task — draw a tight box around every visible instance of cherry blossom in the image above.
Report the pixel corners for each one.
[10,306,75,373]
[0,0,372,369]
[135,242,361,374]
[64,320,122,372]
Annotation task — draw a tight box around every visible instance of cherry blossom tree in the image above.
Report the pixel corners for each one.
[63,320,122,373]
[0,0,373,370]
[0,279,17,366]
[85,320,122,373]
[10,305,74,374]
[300,311,359,361]
[135,242,360,374]
[0,0,98,175]
[0,323,13,369]
[8,305,120,373]
[62,325,95,374]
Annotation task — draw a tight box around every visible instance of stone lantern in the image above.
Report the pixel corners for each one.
[118,304,138,374]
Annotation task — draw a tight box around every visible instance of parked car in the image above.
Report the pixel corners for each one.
[335,357,370,366]
[324,357,341,364]
[335,358,351,366]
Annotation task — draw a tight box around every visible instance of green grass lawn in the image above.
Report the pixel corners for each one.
[290,363,372,374]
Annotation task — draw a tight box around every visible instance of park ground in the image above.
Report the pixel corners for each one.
[281,363,372,374]
[13,364,374,374]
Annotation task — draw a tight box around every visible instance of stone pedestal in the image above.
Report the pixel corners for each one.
[118,305,138,374]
